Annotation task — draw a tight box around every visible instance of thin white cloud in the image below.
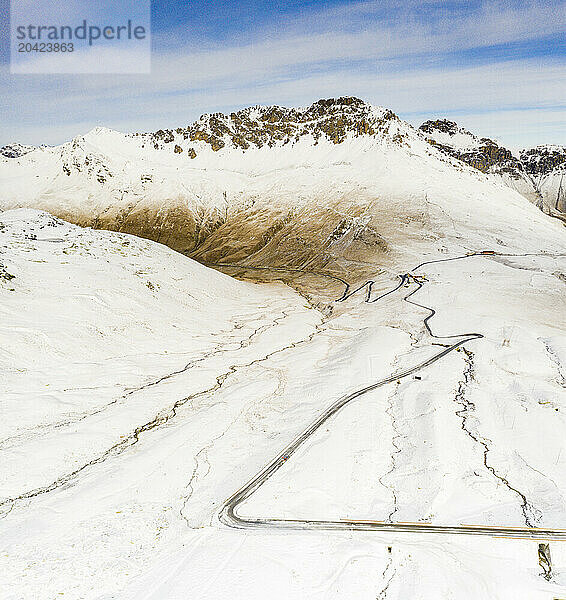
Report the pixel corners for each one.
[148,0,565,84]
[3,57,564,148]
[1,0,565,146]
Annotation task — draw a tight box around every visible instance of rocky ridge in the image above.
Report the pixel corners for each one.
[520,145,566,177]
[419,119,566,216]
[419,119,524,177]
[0,143,36,159]
[142,97,399,158]
[1,97,564,282]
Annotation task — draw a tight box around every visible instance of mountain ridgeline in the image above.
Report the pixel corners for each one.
[1,97,564,288]
[419,119,566,215]
[145,97,399,154]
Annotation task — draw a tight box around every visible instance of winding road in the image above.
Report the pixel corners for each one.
[213,251,566,540]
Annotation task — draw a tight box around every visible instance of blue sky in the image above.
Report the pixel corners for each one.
[1,0,565,147]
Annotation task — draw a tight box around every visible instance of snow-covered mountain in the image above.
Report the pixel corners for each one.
[419,119,566,219]
[1,97,563,281]
[1,99,566,599]
[0,142,36,159]
[520,145,566,214]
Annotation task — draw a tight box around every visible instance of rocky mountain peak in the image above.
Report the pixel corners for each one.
[419,119,462,136]
[1,143,36,159]
[143,97,399,156]
[520,145,566,177]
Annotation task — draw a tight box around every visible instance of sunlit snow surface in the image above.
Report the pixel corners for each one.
[1,204,566,599]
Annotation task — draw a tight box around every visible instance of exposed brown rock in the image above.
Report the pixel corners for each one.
[147,97,398,154]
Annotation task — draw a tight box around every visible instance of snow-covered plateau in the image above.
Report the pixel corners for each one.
[1,98,566,599]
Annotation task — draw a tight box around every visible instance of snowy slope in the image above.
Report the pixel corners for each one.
[1,99,566,600]
[0,209,320,498]
[1,209,565,600]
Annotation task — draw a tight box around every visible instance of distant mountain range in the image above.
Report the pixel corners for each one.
[419,118,565,214]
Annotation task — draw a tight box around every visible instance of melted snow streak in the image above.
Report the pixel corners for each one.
[376,556,396,600]
[453,349,541,528]
[0,312,284,451]
[541,339,566,389]
[0,308,298,516]
[379,380,403,524]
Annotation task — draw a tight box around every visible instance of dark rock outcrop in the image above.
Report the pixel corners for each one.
[520,146,566,176]
[419,120,523,177]
[146,97,398,154]
[1,143,36,159]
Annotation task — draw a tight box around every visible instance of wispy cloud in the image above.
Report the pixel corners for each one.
[1,0,565,147]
